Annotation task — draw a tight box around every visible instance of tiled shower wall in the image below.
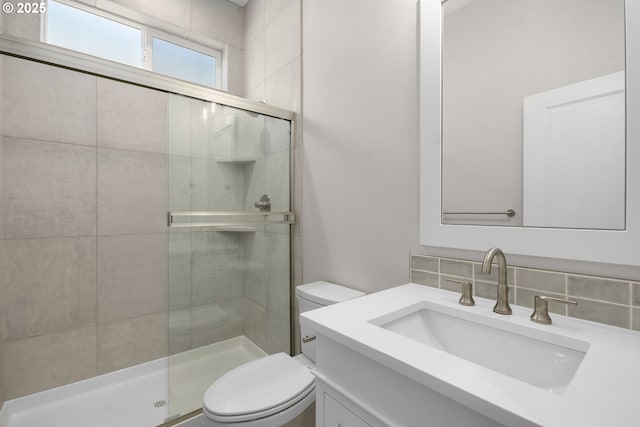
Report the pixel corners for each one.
[0,56,294,403]
[0,56,169,401]
[411,254,640,331]
[0,0,302,407]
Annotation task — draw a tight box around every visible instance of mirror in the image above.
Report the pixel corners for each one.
[420,0,640,269]
[441,0,625,229]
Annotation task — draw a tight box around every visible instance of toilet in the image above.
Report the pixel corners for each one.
[201,281,365,427]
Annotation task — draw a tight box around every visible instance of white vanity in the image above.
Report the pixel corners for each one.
[301,284,640,426]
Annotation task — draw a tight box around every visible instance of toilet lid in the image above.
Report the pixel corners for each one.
[203,353,315,421]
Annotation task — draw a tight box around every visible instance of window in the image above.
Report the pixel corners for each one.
[44,0,222,88]
[151,37,217,89]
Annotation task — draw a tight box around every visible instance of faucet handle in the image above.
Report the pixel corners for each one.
[445,279,475,306]
[530,295,577,325]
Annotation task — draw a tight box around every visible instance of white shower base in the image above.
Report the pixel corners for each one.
[0,336,267,427]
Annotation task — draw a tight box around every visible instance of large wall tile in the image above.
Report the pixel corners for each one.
[2,326,97,399]
[191,99,214,160]
[168,232,192,311]
[2,4,40,41]
[97,78,167,154]
[98,312,167,374]
[266,232,290,315]
[232,298,266,350]
[245,0,267,43]
[191,231,243,305]
[168,308,191,355]
[192,159,244,212]
[168,94,192,157]
[243,232,267,307]
[244,30,266,95]
[267,0,293,24]
[266,57,300,112]
[244,81,266,103]
[190,302,244,348]
[227,47,245,97]
[97,234,167,324]
[168,155,192,212]
[191,158,216,211]
[1,237,96,341]
[4,57,96,145]
[97,148,166,235]
[2,138,96,239]
[191,0,244,48]
[265,0,300,78]
[266,311,289,354]
[265,150,291,212]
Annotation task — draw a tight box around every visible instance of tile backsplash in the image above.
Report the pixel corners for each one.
[411,254,640,331]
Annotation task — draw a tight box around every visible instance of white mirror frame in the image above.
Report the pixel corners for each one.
[419,0,640,270]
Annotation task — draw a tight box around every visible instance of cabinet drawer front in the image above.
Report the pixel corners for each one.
[324,393,371,427]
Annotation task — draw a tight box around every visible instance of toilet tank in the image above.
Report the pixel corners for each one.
[296,281,365,362]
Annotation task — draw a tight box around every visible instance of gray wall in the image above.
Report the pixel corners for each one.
[301,0,422,294]
[300,0,637,334]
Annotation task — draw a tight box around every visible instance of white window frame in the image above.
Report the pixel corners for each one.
[41,0,223,89]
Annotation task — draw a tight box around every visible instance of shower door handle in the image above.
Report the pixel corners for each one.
[254,194,271,212]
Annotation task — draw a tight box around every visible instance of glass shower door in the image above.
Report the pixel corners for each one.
[165,93,293,421]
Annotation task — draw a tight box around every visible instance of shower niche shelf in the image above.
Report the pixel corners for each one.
[214,158,257,165]
[215,226,257,233]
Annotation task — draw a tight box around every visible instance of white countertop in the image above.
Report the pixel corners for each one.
[301,284,640,427]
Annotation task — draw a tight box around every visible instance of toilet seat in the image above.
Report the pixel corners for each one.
[203,353,315,423]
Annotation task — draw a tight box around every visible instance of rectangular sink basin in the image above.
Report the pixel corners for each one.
[371,302,589,394]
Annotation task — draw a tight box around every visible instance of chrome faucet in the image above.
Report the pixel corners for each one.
[481,247,512,315]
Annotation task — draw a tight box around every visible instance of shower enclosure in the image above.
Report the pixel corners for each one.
[0,42,295,426]
[165,94,294,420]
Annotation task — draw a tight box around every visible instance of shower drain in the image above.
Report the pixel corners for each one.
[153,400,167,408]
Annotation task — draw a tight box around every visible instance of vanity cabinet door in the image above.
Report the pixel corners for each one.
[323,393,371,427]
